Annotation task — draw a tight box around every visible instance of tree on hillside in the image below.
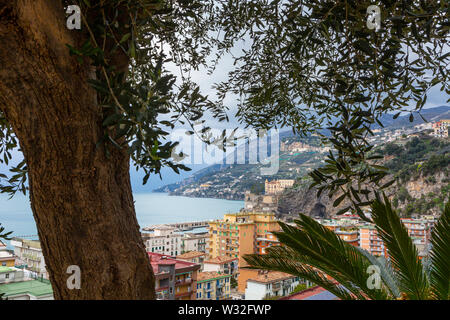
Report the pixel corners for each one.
[0,1,448,299]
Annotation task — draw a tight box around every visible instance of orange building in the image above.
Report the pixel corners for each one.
[359,225,388,257]
[208,212,281,268]
[335,228,359,247]
[256,232,280,254]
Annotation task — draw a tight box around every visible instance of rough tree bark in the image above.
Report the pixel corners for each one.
[0,1,155,299]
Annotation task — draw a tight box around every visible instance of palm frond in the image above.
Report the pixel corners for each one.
[357,247,401,298]
[429,201,450,300]
[244,246,356,300]
[370,194,429,299]
[246,215,390,300]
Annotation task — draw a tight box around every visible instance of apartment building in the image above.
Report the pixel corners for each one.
[196,271,232,300]
[181,233,209,254]
[143,226,182,257]
[176,251,206,271]
[335,228,360,247]
[256,232,280,254]
[203,256,238,278]
[401,218,433,255]
[264,179,295,195]
[149,252,200,300]
[359,225,387,257]
[10,238,47,278]
[244,270,300,300]
[208,212,281,268]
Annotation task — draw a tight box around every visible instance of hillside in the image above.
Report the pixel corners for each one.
[155,106,450,205]
[278,134,450,218]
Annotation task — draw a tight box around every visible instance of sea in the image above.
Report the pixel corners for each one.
[0,192,244,247]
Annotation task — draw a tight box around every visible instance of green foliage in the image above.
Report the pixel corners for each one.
[262,294,282,300]
[212,0,449,219]
[291,283,309,294]
[0,223,12,241]
[244,196,450,300]
[1,1,449,207]
[230,276,237,289]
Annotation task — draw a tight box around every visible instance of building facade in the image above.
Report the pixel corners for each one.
[432,119,450,138]
[181,233,209,254]
[208,212,281,268]
[176,251,206,271]
[143,227,182,257]
[149,252,200,300]
[10,238,47,278]
[264,179,295,195]
[244,270,300,300]
[196,271,232,300]
[203,256,238,278]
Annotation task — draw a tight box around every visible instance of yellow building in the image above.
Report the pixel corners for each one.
[208,212,281,268]
[196,271,232,300]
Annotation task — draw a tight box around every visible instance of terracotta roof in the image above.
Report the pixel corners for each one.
[148,252,200,273]
[247,271,295,284]
[176,251,206,260]
[204,256,238,264]
[197,271,231,282]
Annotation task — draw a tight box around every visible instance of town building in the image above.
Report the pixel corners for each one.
[264,179,295,195]
[143,226,182,257]
[196,271,232,300]
[256,232,280,254]
[0,240,15,267]
[244,270,300,300]
[401,218,433,255]
[10,238,48,279]
[176,251,206,271]
[335,228,360,247]
[0,267,53,300]
[181,232,209,254]
[432,119,450,138]
[359,224,388,257]
[149,252,200,300]
[203,256,238,278]
[208,212,281,268]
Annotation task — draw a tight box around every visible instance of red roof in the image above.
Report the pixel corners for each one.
[279,286,339,300]
[148,252,200,273]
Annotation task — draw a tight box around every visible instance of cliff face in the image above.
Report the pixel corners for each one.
[278,170,449,218]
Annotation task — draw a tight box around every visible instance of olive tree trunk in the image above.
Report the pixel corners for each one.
[0,0,155,299]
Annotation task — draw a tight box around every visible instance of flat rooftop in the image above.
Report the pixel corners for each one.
[0,280,53,298]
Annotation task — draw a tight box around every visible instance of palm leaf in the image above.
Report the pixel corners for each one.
[245,215,390,300]
[370,194,429,299]
[244,246,356,300]
[429,202,450,300]
[357,247,401,298]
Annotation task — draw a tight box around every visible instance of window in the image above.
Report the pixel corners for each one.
[5,273,9,279]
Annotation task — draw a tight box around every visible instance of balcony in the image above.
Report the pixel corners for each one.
[175,291,191,299]
[176,278,192,286]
